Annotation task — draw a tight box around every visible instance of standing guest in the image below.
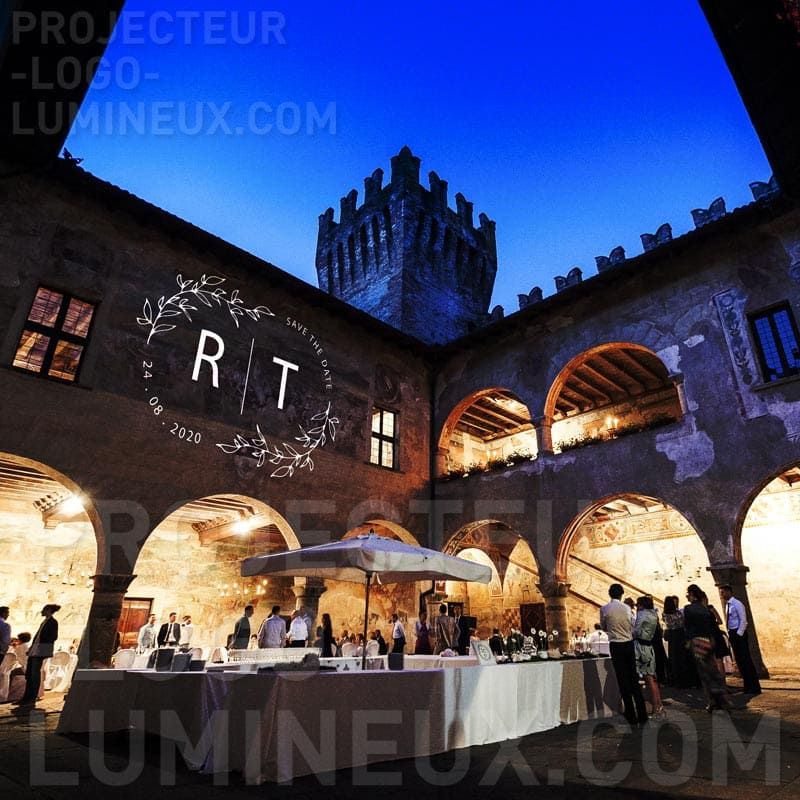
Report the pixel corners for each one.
[258,605,287,649]
[601,584,647,726]
[157,612,180,648]
[623,597,636,623]
[453,607,470,655]
[17,604,60,706]
[432,604,458,655]
[373,629,388,655]
[684,584,731,711]
[390,613,406,654]
[701,591,731,683]
[414,610,432,655]
[720,584,762,696]
[13,632,31,671]
[137,614,157,652]
[634,596,665,719]
[179,615,194,650]
[320,613,334,657]
[288,609,309,647]
[588,623,609,655]
[652,619,669,686]
[489,628,505,656]
[662,597,689,687]
[231,605,254,650]
[0,607,10,657]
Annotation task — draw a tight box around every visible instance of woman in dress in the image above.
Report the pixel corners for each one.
[634,596,665,718]
[320,613,334,658]
[684,584,731,711]
[662,595,688,687]
[414,611,432,655]
[701,591,731,685]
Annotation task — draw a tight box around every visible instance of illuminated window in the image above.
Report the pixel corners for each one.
[750,303,800,383]
[370,407,398,469]
[12,287,95,382]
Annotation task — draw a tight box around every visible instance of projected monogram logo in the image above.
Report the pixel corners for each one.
[137,272,338,478]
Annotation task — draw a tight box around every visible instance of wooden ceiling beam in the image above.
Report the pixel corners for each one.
[568,373,611,404]
[617,349,665,385]
[593,354,646,393]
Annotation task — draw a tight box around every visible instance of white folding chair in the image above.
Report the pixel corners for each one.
[113,648,136,670]
[365,639,379,658]
[209,646,228,664]
[44,651,71,690]
[0,652,17,702]
[341,642,356,658]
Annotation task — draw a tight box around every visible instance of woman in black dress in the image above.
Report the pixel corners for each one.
[321,613,334,658]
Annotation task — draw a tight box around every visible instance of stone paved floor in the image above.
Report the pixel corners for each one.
[1,679,798,799]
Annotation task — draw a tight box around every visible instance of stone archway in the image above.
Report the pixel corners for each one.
[0,452,102,656]
[544,343,683,453]
[128,494,299,651]
[442,521,542,637]
[557,494,714,639]
[437,388,537,476]
[739,463,800,674]
[321,521,422,645]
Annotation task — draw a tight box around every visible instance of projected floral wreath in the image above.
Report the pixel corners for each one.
[137,272,338,478]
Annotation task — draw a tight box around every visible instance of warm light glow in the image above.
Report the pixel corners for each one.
[60,495,85,517]
[231,514,260,535]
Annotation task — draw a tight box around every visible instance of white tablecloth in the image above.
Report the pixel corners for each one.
[57,657,618,783]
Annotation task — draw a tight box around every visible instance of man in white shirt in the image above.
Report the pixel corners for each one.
[390,613,406,653]
[600,583,647,725]
[258,605,287,648]
[137,614,157,651]
[587,623,610,655]
[288,609,308,647]
[720,584,761,695]
[179,615,194,650]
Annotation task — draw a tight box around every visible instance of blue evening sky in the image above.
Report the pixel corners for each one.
[65,1,771,314]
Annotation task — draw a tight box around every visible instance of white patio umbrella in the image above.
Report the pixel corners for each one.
[241,531,492,669]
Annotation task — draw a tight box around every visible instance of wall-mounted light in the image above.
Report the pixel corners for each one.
[36,492,86,529]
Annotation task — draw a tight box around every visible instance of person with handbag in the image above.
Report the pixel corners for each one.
[684,585,731,712]
[16,604,59,706]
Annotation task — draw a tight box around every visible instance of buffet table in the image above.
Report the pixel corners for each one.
[57,658,619,783]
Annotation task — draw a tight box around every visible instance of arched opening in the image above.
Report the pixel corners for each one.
[442,521,543,638]
[438,388,537,476]
[740,464,800,674]
[127,495,299,651]
[558,494,713,635]
[342,519,421,546]
[320,521,422,646]
[545,343,682,453]
[0,452,101,654]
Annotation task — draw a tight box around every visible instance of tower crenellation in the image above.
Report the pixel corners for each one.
[315,146,498,344]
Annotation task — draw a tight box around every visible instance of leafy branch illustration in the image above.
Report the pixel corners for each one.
[216,403,339,478]
[137,273,274,344]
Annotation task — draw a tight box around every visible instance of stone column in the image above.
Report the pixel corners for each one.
[708,562,769,679]
[291,577,328,633]
[532,416,553,455]
[78,573,136,667]
[537,579,571,652]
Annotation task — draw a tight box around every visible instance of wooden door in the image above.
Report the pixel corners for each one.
[118,598,152,649]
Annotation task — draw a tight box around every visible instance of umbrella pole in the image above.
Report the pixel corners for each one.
[362,571,372,671]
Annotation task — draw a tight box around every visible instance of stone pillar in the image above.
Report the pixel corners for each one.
[708,562,769,679]
[537,580,571,652]
[78,573,136,667]
[291,577,328,633]
[532,416,553,455]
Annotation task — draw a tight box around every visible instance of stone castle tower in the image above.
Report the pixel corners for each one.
[315,146,497,344]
